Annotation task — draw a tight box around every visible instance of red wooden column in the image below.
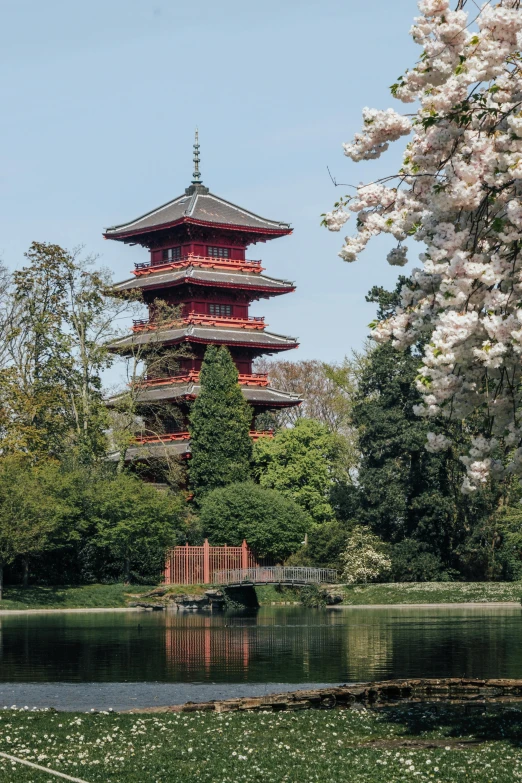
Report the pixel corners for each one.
[203,538,210,584]
[241,539,248,570]
[184,542,189,585]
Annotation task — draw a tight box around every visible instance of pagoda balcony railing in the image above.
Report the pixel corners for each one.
[133,253,263,276]
[132,313,266,332]
[133,430,273,445]
[133,432,191,444]
[139,371,270,388]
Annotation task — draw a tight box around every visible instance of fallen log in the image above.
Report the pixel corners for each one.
[126,678,522,714]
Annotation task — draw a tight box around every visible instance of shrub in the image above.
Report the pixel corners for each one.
[341,526,391,584]
[287,521,348,569]
[199,481,311,561]
[390,539,456,582]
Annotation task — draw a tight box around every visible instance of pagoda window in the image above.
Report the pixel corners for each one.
[209,303,232,317]
[207,246,230,259]
[162,246,182,262]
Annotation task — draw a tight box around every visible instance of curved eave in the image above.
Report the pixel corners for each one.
[113,277,295,297]
[104,218,292,244]
[111,266,296,297]
[107,442,190,462]
[116,382,302,408]
[108,326,299,354]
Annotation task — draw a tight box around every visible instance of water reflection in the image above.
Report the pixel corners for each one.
[0,606,520,684]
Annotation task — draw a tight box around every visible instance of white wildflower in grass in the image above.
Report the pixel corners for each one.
[0,703,520,781]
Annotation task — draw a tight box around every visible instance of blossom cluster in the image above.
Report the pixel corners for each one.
[328,0,522,491]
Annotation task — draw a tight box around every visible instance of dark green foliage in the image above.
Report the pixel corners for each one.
[288,521,348,569]
[90,473,185,582]
[189,346,253,501]
[353,282,505,578]
[307,521,348,568]
[300,583,327,608]
[353,340,463,553]
[390,540,457,583]
[0,460,186,588]
[457,504,522,582]
[199,481,311,561]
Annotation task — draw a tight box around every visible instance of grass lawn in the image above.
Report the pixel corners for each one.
[0,580,521,611]
[337,581,522,605]
[0,704,521,782]
[0,584,157,611]
[256,581,522,606]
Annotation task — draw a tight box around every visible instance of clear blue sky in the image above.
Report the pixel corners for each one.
[0,0,420,370]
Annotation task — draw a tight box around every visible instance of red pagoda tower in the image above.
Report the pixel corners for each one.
[106,133,300,462]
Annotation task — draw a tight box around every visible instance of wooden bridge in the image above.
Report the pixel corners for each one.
[213,566,338,587]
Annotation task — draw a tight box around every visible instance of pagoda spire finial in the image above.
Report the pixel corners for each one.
[192,128,202,184]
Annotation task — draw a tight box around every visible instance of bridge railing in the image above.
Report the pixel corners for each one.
[213,566,338,586]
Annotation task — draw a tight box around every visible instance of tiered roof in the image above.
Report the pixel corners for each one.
[104,184,292,245]
[128,379,301,408]
[105,138,301,458]
[112,265,295,297]
[109,323,298,354]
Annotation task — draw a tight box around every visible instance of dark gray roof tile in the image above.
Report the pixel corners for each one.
[109,325,298,352]
[105,188,291,239]
[113,266,295,294]
[131,382,302,407]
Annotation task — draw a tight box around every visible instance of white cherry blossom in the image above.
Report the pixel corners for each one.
[326,0,522,491]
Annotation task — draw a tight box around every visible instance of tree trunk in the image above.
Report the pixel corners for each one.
[0,564,3,601]
[22,558,29,588]
[124,556,131,585]
[117,449,126,475]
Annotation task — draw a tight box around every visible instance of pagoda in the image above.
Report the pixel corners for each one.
[106,133,301,462]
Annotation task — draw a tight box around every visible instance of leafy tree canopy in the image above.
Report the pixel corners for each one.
[353,283,506,575]
[252,418,344,524]
[0,457,73,596]
[90,473,185,582]
[189,346,252,501]
[199,481,311,562]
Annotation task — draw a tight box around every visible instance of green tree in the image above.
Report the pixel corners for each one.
[0,243,130,462]
[287,521,349,570]
[91,474,184,582]
[252,418,344,524]
[108,300,187,482]
[0,458,69,597]
[189,346,252,500]
[199,481,311,561]
[62,252,131,462]
[0,243,74,456]
[353,282,503,577]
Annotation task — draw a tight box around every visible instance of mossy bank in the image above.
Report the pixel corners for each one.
[0,581,520,612]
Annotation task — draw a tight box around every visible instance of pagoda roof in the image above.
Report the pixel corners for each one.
[104,184,291,243]
[112,266,295,296]
[128,381,301,408]
[108,324,298,353]
[107,441,190,462]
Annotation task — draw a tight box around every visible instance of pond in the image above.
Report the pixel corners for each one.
[0,605,520,711]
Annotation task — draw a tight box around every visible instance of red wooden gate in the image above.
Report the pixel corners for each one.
[164,539,259,585]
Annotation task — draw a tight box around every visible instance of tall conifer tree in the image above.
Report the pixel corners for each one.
[189,346,252,500]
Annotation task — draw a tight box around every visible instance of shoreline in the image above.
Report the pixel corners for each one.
[0,607,141,616]
[123,678,522,714]
[0,600,518,615]
[328,601,522,609]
